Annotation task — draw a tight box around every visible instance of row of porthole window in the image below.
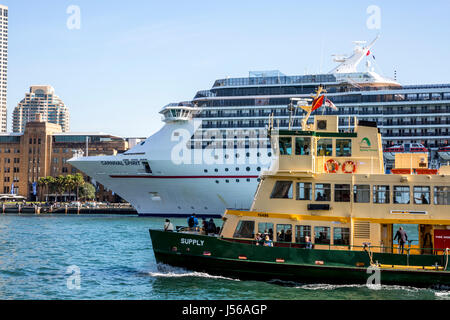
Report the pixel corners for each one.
[215,178,261,184]
[205,167,262,173]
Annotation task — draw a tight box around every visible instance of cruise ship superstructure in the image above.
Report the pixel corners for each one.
[69,37,450,216]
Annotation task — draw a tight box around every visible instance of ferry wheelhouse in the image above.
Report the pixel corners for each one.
[150,92,450,287]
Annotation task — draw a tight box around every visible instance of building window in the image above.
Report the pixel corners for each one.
[335,184,350,202]
[314,226,330,245]
[279,137,292,155]
[336,139,352,157]
[295,137,311,155]
[233,220,255,239]
[270,181,293,199]
[315,183,331,201]
[373,185,390,203]
[317,139,332,156]
[394,186,410,204]
[413,186,430,205]
[434,186,450,205]
[333,228,350,246]
[296,182,312,200]
[354,185,370,203]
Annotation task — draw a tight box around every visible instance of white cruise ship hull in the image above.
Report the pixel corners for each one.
[69,120,270,217]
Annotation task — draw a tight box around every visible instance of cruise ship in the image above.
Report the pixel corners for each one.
[69,36,450,217]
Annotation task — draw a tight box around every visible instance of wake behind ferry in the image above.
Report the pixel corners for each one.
[149,92,450,287]
[69,36,450,217]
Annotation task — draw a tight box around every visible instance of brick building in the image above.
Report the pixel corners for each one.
[0,117,127,201]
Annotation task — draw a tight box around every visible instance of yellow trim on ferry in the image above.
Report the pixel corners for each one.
[225,209,450,226]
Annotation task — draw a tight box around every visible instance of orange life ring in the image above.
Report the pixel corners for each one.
[342,160,356,174]
[324,159,339,173]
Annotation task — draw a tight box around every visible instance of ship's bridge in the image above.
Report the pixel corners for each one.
[268,115,384,176]
[160,102,200,123]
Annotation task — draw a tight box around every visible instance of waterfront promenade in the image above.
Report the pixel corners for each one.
[0,202,137,215]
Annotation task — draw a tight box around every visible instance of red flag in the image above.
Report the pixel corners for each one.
[325,98,338,110]
[366,50,371,56]
[311,95,324,112]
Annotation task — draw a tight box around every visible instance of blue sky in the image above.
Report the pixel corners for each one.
[3,0,450,137]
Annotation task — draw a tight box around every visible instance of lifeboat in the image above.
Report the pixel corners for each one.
[384,143,428,161]
[438,146,450,161]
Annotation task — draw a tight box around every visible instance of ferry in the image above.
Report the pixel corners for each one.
[149,90,450,287]
[69,36,450,217]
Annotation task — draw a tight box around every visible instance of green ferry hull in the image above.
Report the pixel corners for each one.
[149,229,450,288]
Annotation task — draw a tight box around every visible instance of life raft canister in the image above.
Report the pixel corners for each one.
[324,159,339,173]
[342,160,356,174]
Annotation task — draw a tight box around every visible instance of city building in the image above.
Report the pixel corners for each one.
[12,85,70,133]
[0,5,7,132]
[0,116,128,201]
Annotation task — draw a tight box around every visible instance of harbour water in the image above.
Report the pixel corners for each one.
[0,214,449,300]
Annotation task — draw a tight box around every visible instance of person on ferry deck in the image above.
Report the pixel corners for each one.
[187,213,199,231]
[263,235,273,247]
[394,227,408,254]
[207,218,217,234]
[305,236,313,249]
[164,219,174,232]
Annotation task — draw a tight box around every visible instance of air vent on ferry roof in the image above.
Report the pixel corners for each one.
[317,120,327,130]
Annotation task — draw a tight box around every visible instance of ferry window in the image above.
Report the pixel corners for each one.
[317,139,332,156]
[413,186,430,205]
[233,220,255,239]
[314,226,330,245]
[315,183,331,201]
[336,139,352,157]
[333,228,350,246]
[393,186,410,204]
[295,137,311,155]
[279,137,292,155]
[270,181,293,199]
[434,186,450,205]
[296,182,312,200]
[373,185,390,204]
[335,184,350,202]
[258,222,274,240]
[353,185,370,203]
[295,225,311,244]
[276,224,292,242]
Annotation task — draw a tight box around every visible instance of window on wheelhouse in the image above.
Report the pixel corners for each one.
[354,185,370,203]
[335,184,350,202]
[270,181,293,199]
[279,137,292,155]
[276,224,292,242]
[295,225,311,244]
[295,137,311,155]
[336,139,352,157]
[315,183,331,201]
[317,139,332,156]
[233,220,255,239]
[333,227,350,246]
[373,185,390,203]
[434,186,450,205]
[296,182,312,200]
[393,186,410,204]
[314,226,330,245]
[413,186,430,204]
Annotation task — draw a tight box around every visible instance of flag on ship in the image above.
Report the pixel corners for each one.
[325,98,338,110]
[311,95,325,112]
